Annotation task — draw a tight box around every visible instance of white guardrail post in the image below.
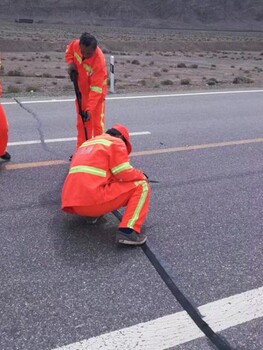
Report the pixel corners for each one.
[110,55,114,93]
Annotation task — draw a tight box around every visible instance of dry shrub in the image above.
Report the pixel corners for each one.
[207,78,218,85]
[177,63,186,68]
[7,69,24,76]
[233,76,254,84]
[161,79,173,85]
[7,85,21,93]
[181,78,190,85]
[139,79,146,86]
[131,59,140,65]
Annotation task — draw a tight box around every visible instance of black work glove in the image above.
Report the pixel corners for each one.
[68,63,76,73]
[80,110,90,122]
[69,69,78,82]
[68,63,78,82]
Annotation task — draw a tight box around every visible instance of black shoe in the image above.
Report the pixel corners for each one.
[69,154,73,161]
[0,151,11,161]
[116,230,147,246]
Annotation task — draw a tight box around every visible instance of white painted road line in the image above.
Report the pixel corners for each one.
[107,89,263,100]
[7,132,151,147]
[53,286,263,350]
[2,89,263,105]
[8,137,76,146]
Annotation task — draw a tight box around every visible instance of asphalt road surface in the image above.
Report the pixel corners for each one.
[0,89,263,350]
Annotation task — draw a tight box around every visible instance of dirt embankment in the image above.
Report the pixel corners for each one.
[0,19,262,97]
[1,0,263,30]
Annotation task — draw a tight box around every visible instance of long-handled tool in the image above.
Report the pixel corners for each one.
[71,70,89,140]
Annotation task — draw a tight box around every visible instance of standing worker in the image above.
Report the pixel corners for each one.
[0,67,11,161]
[61,123,150,246]
[65,32,107,148]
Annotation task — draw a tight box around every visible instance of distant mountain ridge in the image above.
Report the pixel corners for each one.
[1,0,263,30]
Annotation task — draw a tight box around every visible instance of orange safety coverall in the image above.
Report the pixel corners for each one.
[0,81,9,156]
[61,134,150,233]
[65,40,107,148]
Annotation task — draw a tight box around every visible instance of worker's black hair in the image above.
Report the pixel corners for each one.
[79,32,97,49]
[106,128,128,146]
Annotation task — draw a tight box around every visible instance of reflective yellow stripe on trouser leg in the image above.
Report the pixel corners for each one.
[127,180,149,231]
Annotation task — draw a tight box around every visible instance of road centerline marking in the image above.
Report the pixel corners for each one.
[132,137,263,156]
[3,137,263,170]
[3,160,67,170]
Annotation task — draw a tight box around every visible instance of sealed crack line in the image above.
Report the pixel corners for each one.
[112,209,234,350]
[141,243,234,350]
[14,98,52,153]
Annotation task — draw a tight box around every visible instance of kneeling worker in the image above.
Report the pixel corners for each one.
[61,124,150,245]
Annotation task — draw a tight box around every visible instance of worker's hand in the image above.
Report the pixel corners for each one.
[68,63,77,81]
[70,70,78,82]
[80,110,90,122]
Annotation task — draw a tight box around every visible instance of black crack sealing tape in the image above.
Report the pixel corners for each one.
[113,209,233,350]
[141,243,233,350]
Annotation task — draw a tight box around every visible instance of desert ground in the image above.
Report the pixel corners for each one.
[0,18,263,97]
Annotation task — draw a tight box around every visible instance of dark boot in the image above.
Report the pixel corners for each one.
[0,151,11,161]
[116,229,147,246]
